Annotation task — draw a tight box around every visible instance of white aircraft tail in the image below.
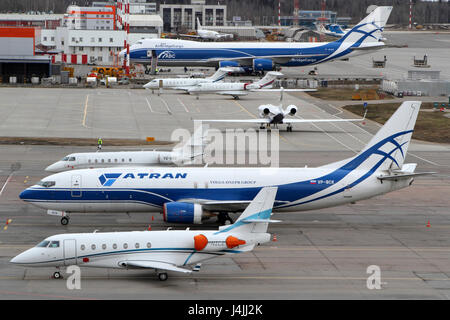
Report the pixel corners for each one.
[216,187,278,235]
[197,17,203,30]
[337,6,392,45]
[173,124,209,164]
[206,68,230,82]
[323,101,421,172]
[252,71,283,89]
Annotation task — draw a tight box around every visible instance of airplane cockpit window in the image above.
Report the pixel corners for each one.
[37,181,56,188]
[61,157,69,161]
[69,157,76,161]
[36,240,50,247]
[49,241,60,248]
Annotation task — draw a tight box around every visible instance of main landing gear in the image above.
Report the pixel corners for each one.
[158,272,168,281]
[60,216,70,226]
[287,125,293,132]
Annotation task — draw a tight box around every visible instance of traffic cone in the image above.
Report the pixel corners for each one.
[148,225,151,231]
[272,234,277,242]
[152,215,154,221]
[426,220,431,228]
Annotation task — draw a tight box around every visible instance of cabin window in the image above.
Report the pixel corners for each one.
[147,242,151,248]
[135,243,140,249]
[80,245,85,250]
[95,159,98,163]
[49,241,60,248]
[123,243,128,249]
[36,240,50,248]
[108,159,111,163]
[101,159,105,163]
[122,158,125,162]
[129,158,132,162]
[91,244,96,250]
[102,244,106,250]
[114,159,118,163]
[88,159,91,163]
[113,243,117,249]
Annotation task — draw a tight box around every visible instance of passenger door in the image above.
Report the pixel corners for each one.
[71,174,82,197]
[63,239,77,266]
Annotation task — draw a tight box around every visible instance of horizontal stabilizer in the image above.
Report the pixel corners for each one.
[377,172,435,181]
[242,218,281,223]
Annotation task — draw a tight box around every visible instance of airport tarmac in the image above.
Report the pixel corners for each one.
[0,82,449,299]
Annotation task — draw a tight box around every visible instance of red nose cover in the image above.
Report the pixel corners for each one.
[194,234,208,251]
[226,236,246,249]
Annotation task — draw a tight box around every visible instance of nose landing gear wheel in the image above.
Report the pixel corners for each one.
[158,272,168,281]
[53,271,62,279]
[61,217,69,226]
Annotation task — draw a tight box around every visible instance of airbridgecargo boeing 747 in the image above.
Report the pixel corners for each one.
[19,101,433,226]
[120,7,392,71]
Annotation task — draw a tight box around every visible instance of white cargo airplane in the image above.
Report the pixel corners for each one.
[142,67,230,91]
[20,101,433,226]
[45,125,209,173]
[181,18,234,41]
[11,187,278,281]
[199,103,367,132]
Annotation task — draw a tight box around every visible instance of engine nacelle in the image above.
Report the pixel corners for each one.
[285,105,298,116]
[163,202,203,224]
[219,61,240,68]
[253,59,274,71]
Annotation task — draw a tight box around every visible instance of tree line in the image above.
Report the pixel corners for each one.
[0,0,448,25]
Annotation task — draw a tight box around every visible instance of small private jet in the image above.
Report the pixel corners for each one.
[180,18,234,41]
[198,102,367,132]
[11,187,278,281]
[142,68,230,91]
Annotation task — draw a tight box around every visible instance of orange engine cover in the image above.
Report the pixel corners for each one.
[194,234,208,251]
[226,236,246,249]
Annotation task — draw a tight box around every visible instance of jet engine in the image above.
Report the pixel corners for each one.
[219,61,240,68]
[193,234,247,252]
[252,59,274,71]
[163,202,203,224]
[285,105,298,116]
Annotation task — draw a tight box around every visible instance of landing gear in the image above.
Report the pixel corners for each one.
[287,125,293,132]
[53,271,62,279]
[61,216,70,226]
[217,212,233,225]
[158,272,168,281]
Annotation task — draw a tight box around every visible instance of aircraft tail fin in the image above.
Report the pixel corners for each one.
[323,101,421,172]
[216,187,279,235]
[197,17,202,30]
[253,71,283,89]
[207,67,231,82]
[336,6,392,45]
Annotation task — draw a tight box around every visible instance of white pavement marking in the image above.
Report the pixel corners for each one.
[0,173,13,197]
[159,97,173,115]
[82,94,89,128]
[177,98,189,113]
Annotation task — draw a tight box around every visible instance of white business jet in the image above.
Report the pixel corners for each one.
[142,68,230,92]
[11,187,278,281]
[199,102,367,132]
[45,125,209,173]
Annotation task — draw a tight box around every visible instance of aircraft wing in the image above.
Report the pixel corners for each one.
[377,172,436,181]
[179,199,289,212]
[281,117,365,124]
[217,91,249,97]
[179,34,201,39]
[122,260,192,274]
[198,119,271,124]
[254,88,318,92]
[173,87,193,92]
[206,54,328,65]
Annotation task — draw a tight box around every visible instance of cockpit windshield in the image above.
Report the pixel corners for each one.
[49,241,60,248]
[37,181,56,188]
[61,156,75,161]
[36,240,50,247]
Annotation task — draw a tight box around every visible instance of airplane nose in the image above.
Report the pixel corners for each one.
[19,188,31,200]
[10,250,32,265]
[45,163,58,172]
[119,49,126,59]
